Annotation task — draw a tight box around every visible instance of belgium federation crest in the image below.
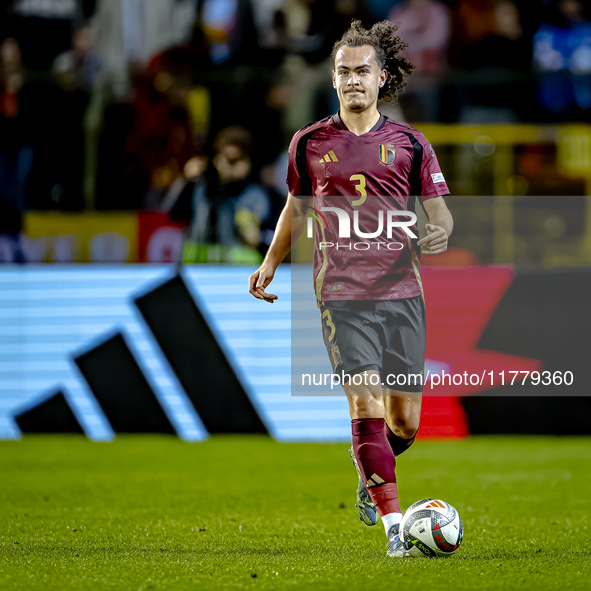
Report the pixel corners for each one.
[379,144,395,165]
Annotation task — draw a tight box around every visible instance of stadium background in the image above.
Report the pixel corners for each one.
[1,0,589,441]
[2,2,591,589]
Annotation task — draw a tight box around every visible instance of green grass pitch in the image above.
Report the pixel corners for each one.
[1,435,590,590]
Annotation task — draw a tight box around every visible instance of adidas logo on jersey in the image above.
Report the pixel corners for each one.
[319,150,338,163]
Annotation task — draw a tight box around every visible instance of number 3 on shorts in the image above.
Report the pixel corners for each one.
[322,309,336,341]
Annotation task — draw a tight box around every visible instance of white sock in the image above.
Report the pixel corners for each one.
[382,512,402,535]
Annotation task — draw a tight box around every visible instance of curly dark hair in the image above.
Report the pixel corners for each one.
[331,20,414,103]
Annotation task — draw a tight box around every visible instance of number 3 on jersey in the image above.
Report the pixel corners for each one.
[350,174,367,206]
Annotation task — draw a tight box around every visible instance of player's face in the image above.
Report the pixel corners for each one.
[333,45,386,114]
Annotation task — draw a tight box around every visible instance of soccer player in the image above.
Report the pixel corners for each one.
[248,20,453,557]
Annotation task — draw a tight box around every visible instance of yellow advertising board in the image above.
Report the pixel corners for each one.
[557,125,591,178]
[22,211,138,263]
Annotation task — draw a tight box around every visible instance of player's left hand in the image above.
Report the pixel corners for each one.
[417,223,448,255]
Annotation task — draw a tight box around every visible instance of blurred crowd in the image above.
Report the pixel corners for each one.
[1,0,590,262]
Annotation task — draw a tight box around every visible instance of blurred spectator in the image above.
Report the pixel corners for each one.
[121,0,195,64]
[389,0,451,122]
[96,69,194,210]
[367,0,404,21]
[196,0,287,67]
[198,0,277,66]
[463,1,529,69]
[449,0,497,67]
[51,25,101,211]
[3,0,92,71]
[258,155,288,254]
[172,125,272,262]
[251,0,288,52]
[0,37,22,117]
[91,0,129,100]
[390,0,450,75]
[0,28,94,214]
[52,25,100,92]
[147,24,212,76]
[283,0,371,130]
[20,23,96,212]
[301,0,371,64]
[0,37,32,261]
[454,1,533,122]
[533,0,591,119]
[199,0,243,63]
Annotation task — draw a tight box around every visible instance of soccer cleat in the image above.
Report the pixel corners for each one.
[349,447,378,526]
[386,523,410,558]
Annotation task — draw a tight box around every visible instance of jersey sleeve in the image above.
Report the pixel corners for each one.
[286,129,313,198]
[419,139,449,201]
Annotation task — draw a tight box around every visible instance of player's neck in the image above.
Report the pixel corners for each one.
[339,107,381,136]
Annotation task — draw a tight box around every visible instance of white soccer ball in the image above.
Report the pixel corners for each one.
[399,498,463,558]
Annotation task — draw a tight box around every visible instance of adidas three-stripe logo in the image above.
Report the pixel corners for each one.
[366,473,386,487]
[319,150,338,163]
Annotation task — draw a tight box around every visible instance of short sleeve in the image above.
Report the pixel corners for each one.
[419,141,449,201]
[286,131,312,198]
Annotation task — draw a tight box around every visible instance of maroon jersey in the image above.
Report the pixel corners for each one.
[287,113,449,301]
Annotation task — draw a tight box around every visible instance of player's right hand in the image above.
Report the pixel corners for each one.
[248,263,278,303]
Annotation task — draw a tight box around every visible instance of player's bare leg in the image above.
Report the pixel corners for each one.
[384,391,422,455]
